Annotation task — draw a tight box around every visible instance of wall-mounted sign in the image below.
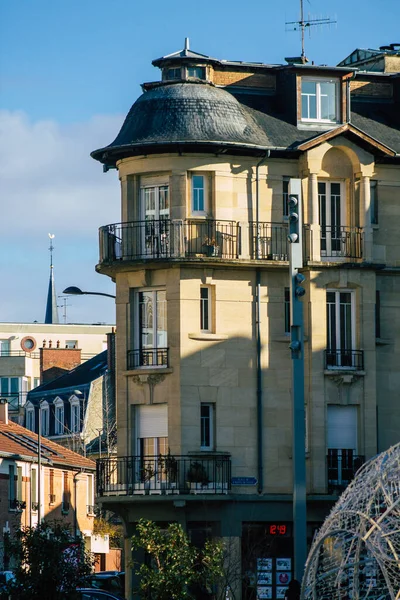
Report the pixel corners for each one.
[231,476,258,486]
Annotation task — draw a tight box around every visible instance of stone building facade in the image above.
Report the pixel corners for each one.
[92,41,400,599]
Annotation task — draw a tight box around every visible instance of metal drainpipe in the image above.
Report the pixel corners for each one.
[255,151,270,494]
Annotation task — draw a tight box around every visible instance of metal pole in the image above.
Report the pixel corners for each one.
[287,179,307,581]
[37,404,41,524]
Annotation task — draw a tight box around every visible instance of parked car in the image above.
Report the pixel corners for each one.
[83,572,125,599]
[77,590,122,600]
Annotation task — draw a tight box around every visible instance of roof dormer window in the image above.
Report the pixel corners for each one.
[187,66,206,79]
[301,78,339,123]
[166,67,181,80]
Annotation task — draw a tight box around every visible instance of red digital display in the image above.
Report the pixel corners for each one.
[268,524,288,536]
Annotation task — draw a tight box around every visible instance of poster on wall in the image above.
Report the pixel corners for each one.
[276,558,291,571]
[257,571,273,585]
[257,586,272,599]
[276,571,290,586]
[257,558,273,571]
[276,586,288,599]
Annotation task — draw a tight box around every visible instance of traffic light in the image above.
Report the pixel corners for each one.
[294,272,306,297]
[287,194,300,244]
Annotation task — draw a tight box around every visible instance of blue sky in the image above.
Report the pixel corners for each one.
[1,0,399,324]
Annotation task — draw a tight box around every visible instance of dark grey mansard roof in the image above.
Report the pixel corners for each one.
[91,80,400,165]
[91,82,272,163]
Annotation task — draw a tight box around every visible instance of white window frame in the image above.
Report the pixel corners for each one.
[54,397,64,435]
[200,403,214,451]
[200,286,212,332]
[326,290,356,368]
[25,402,35,432]
[134,288,168,367]
[318,180,346,258]
[40,401,49,436]
[191,173,208,216]
[70,396,80,434]
[301,77,339,123]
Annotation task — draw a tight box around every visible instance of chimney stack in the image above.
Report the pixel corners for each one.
[0,398,9,424]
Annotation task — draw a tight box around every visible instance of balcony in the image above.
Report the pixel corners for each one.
[327,453,364,494]
[324,349,364,370]
[99,219,239,263]
[249,222,289,260]
[127,348,169,370]
[96,454,231,497]
[321,226,363,260]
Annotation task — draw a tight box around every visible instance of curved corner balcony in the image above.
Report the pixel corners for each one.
[98,219,291,265]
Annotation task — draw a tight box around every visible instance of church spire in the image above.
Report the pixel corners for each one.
[44,233,59,324]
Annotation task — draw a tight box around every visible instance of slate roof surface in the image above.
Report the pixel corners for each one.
[351,102,400,154]
[28,350,107,397]
[91,80,400,164]
[0,419,95,469]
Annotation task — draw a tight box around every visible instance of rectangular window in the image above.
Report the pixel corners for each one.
[87,474,94,509]
[192,174,206,213]
[0,340,10,356]
[188,66,206,79]
[31,467,37,504]
[301,79,338,122]
[200,287,212,332]
[26,409,35,432]
[133,289,168,368]
[62,471,69,512]
[283,177,290,218]
[284,287,290,334]
[327,405,359,490]
[9,465,16,507]
[41,406,49,436]
[166,67,181,80]
[17,466,23,502]
[49,469,55,504]
[55,403,64,435]
[319,181,344,257]
[370,180,378,225]
[326,290,356,368]
[200,403,214,450]
[71,403,80,433]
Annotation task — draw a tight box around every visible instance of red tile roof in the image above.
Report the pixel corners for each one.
[0,419,95,471]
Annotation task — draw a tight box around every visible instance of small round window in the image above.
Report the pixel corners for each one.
[21,337,36,352]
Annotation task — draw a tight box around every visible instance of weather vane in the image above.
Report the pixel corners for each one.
[286,0,336,63]
[48,233,55,268]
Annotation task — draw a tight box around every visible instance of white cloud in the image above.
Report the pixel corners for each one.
[0,110,124,323]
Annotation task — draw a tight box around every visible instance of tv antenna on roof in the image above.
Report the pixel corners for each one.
[285,0,336,63]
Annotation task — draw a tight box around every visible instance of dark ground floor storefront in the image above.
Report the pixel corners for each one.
[100,494,336,599]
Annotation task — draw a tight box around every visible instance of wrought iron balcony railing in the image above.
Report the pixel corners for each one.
[324,349,364,370]
[127,348,169,369]
[96,454,231,496]
[99,219,239,262]
[249,222,289,260]
[320,226,363,259]
[327,452,364,494]
[0,392,28,410]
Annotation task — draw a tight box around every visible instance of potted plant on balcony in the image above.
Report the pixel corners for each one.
[159,451,179,494]
[187,461,210,493]
[203,236,220,257]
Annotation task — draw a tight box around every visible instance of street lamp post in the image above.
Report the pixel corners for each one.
[63,286,116,299]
